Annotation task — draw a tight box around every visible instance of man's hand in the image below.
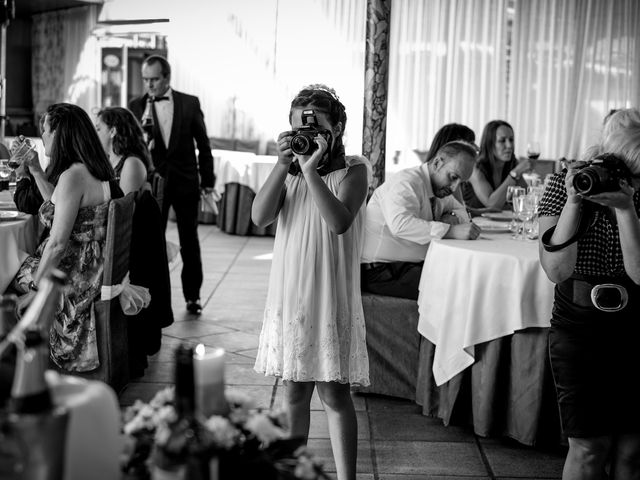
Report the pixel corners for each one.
[443,221,481,240]
[440,212,462,225]
[201,187,221,201]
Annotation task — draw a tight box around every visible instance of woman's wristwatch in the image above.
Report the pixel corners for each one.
[509,170,520,181]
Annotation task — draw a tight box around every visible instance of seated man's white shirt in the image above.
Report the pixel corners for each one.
[362,163,468,263]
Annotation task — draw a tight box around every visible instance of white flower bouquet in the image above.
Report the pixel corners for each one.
[120,387,331,480]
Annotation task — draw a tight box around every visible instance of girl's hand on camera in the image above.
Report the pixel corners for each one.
[276,131,295,166]
[583,179,635,210]
[297,135,328,175]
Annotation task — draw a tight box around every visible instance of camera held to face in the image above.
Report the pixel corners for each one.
[290,109,333,156]
[572,153,631,195]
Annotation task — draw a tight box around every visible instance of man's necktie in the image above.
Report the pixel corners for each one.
[430,197,437,220]
[152,96,169,102]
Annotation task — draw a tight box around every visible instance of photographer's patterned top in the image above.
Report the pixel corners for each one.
[538,170,640,277]
[254,155,371,386]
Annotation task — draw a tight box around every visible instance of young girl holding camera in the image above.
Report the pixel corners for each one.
[538,108,640,479]
[252,85,370,480]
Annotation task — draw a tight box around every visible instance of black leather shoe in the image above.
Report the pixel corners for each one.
[186,300,202,315]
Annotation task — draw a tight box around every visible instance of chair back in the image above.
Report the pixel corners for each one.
[77,192,134,392]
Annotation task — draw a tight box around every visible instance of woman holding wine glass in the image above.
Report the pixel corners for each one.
[462,120,532,210]
[11,136,47,215]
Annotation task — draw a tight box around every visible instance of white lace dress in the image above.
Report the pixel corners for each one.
[254,156,370,386]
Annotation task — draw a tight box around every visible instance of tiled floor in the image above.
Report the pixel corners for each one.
[119,222,567,479]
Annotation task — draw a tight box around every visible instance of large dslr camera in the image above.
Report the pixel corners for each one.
[572,153,631,195]
[290,109,333,156]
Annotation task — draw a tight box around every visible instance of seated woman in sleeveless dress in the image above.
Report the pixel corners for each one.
[95,107,151,194]
[461,120,531,210]
[12,103,123,372]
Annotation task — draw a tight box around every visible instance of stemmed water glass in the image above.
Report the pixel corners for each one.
[507,186,526,236]
[0,160,11,190]
[513,193,536,240]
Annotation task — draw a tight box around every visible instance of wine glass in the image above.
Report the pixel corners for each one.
[526,141,541,161]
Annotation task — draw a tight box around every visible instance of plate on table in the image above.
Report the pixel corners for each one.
[480,211,513,222]
[0,210,20,221]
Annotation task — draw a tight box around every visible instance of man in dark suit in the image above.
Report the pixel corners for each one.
[129,55,214,315]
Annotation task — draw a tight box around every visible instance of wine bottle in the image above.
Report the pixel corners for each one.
[0,294,18,407]
[141,98,155,146]
[6,327,69,480]
[10,329,52,414]
[151,344,216,480]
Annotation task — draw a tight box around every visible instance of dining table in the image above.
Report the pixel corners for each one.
[414,220,562,446]
[212,150,278,236]
[0,191,39,293]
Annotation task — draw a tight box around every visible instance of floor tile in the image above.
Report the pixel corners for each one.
[379,476,489,480]
[225,363,276,385]
[479,440,564,478]
[375,441,486,476]
[307,410,370,440]
[307,439,374,474]
[369,410,475,442]
[161,320,234,339]
[195,331,260,352]
[363,394,423,414]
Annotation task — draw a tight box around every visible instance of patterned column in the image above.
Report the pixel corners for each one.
[362,0,391,192]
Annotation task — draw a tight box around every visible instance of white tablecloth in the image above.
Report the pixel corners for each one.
[417,233,554,386]
[212,149,277,195]
[0,213,39,293]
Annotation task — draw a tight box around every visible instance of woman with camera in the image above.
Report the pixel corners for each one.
[538,108,640,480]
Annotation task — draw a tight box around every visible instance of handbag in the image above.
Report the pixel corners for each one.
[198,190,219,224]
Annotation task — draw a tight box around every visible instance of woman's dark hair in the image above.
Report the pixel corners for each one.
[289,84,347,158]
[43,103,115,185]
[425,123,475,163]
[476,119,517,187]
[97,107,151,172]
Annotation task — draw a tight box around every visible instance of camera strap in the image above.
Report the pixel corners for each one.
[541,202,598,252]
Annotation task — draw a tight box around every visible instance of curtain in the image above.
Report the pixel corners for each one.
[386,0,509,166]
[509,0,640,160]
[168,0,366,154]
[32,5,100,121]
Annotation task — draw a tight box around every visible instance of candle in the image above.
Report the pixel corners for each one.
[193,344,228,418]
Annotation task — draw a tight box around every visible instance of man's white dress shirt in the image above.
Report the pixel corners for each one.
[153,88,174,148]
[361,163,469,263]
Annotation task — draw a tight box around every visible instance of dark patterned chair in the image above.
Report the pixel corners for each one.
[77,192,134,393]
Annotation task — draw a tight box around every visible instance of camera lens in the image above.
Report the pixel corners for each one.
[573,170,596,195]
[290,134,314,155]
